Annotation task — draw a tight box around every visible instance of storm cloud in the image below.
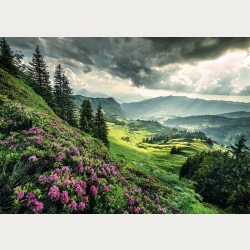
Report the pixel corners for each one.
[6,37,250,98]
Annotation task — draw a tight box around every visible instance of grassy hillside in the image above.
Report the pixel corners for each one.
[109,120,218,175]
[0,68,218,214]
[109,119,222,213]
[0,69,55,116]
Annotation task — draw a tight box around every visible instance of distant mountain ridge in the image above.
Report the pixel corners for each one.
[219,111,250,118]
[121,96,250,118]
[73,95,125,120]
[165,114,250,146]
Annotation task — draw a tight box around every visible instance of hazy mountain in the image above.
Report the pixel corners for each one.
[121,96,250,118]
[74,88,110,98]
[219,111,250,118]
[73,95,125,120]
[165,115,250,146]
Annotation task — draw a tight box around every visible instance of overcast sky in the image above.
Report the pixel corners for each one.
[7,37,250,103]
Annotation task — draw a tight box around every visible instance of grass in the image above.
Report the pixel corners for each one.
[0,68,223,214]
[109,122,224,213]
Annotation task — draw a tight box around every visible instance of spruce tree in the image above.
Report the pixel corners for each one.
[80,99,94,134]
[28,45,55,108]
[61,74,77,126]
[94,104,109,148]
[53,64,63,116]
[230,134,249,159]
[0,38,16,74]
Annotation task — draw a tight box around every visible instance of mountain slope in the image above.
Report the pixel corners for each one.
[1,68,203,214]
[165,115,250,146]
[121,96,250,118]
[219,111,250,118]
[74,95,125,120]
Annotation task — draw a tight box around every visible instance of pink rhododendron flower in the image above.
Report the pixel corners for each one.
[63,180,71,185]
[82,196,88,203]
[33,201,44,213]
[1,117,5,121]
[90,185,98,195]
[17,190,25,200]
[61,190,69,204]
[35,136,43,145]
[101,168,107,176]
[48,185,60,200]
[155,197,160,202]
[75,185,84,195]
[8,119,13,124]
[54,168,61,176]
[134,207,141,214]
[29,155,38,161]
[78,202,85,210]
[103,184,112,192]
[48,175,59,182]
[62,166,70,174]
[71,179,76,187]
[26,192,35,200]
[68,201,77,211]
[79,180,87,188]
[38,175,47,182]
[56,155,63,162]
[21,152,27,157]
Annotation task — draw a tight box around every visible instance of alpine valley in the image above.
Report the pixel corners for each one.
[1,37,249,214]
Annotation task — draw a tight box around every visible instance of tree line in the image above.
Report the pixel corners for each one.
[180,135,250,213]
[142,129,213,146]
[0,38,109,148]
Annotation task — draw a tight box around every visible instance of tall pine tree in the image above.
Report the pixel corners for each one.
[94,104,109,148]
[80,99,94,134]
[28,45,55,109]
[0,38,16,74]
[53,64,64,116]
[230,134,249,159]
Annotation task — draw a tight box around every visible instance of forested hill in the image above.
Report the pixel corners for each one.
[73,95,125,120]
[165,115,250,146]
[219,111,250,118]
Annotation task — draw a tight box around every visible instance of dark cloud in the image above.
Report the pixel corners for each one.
[239,86,250,96]
[6,37,250,94]
[146,38,250,65]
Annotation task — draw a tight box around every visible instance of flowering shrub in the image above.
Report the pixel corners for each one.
[0,95,184,214]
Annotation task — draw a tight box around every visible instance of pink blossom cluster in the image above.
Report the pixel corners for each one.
[29,155,38,161]
[48,185,61,200]
[90,185,98,195]
[35,136,43,145]
[103,184,112,192]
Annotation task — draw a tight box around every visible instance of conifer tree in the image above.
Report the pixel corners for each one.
[94,104,109,147]
[28,45,55,108]
[230,134,249,159]
[61,74,77,126]
[0,38,16,74]
[80,99,94,134]
[53,64,63,116]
